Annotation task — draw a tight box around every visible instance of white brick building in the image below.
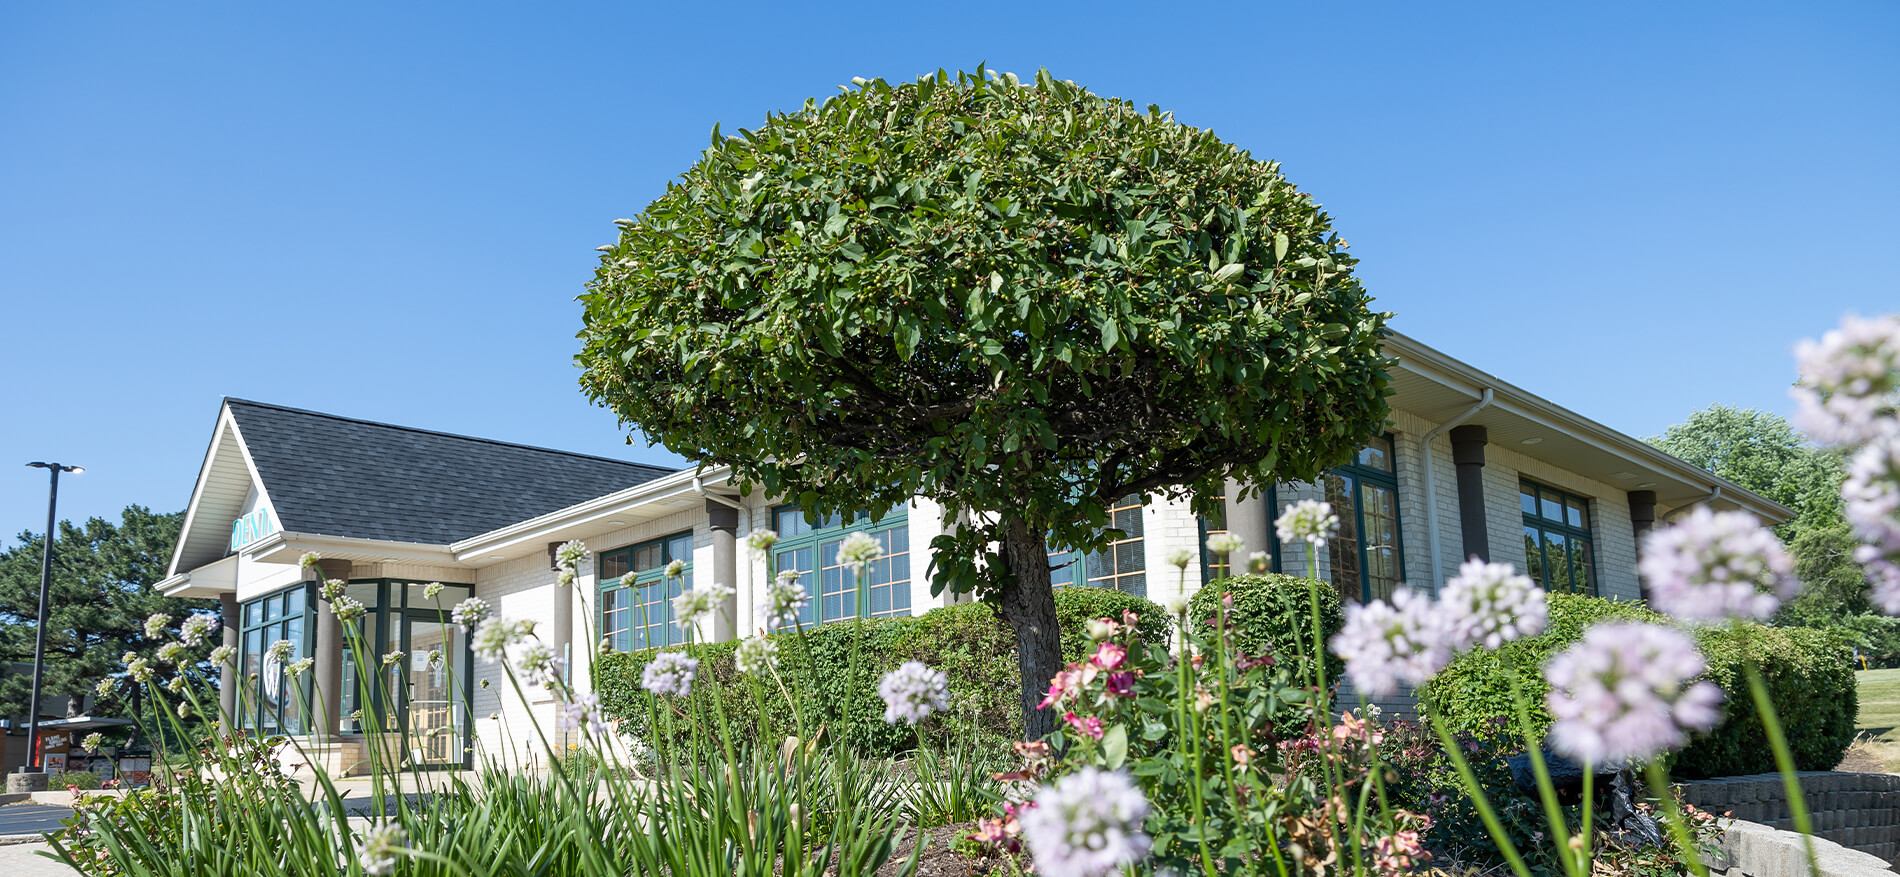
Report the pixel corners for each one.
[157,331,1790,771]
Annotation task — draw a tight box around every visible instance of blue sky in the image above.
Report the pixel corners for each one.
[2,2,1895,547]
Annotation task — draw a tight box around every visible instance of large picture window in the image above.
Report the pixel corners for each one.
[772,505,911,626]
[1321,436,1405,604]
[599,531,695,650]
[1049,495,1147,597]
[237,585,312,736]
[1521,481,1596,595]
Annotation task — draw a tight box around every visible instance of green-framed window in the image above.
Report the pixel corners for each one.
[1320,436,1405,604]
[599,531,694,650]
[237,584,314,736]
[1520,481,1596,595]
[1048,494,1147,597]
[772,505,911,626]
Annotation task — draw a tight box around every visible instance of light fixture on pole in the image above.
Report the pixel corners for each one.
[19,461,81,777]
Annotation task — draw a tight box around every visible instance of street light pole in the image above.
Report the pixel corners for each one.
[21,461,81,775]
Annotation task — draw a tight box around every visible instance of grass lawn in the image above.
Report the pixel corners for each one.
[1858,668,1900,743]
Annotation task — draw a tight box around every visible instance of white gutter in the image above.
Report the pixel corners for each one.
[1662,484,1723,522]
[693,473,744,510]
[1421,388,1494,590]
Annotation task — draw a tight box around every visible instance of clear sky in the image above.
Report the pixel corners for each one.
[2,2,1895,547]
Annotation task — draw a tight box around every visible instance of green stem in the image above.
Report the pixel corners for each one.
[1503,653,1583,877]
[1645,760,1711,877]
[1741,654,1821,877]
[1425,708,1535,877]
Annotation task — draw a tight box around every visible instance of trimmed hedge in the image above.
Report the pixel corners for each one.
[595,588,1168,755]
[1189,572,1345,684]
[1416,592,1857,779]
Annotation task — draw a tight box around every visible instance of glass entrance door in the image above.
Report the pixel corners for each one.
[395,616,468,768]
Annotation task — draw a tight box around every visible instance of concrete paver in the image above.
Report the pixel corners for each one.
[0,843,78,876]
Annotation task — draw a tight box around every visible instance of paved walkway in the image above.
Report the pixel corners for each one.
[0,844,76,876]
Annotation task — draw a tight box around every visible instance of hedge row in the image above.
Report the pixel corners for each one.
[1416,592,1857,779]
[594,588,1169,756]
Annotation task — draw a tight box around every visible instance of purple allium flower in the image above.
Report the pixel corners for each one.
[1019,767,1153,877]
[1639,507,1799,622]
[1329,589,1450,696]
[1276,499,1339,548]
[1792,313,1900,445]
[1439,558,1547,651]
[672,582,734,632]
[178,613,220,647]
[734,636,777,674]
[757,570,811,629]
[558,692,608,735]
[878,661,949,725]
[1845,434,1900,613]
[517,643,562,687]
[473,617,526,662]
[451,597,491,632]
[641,651,699,697]
[1544,622,1723,766]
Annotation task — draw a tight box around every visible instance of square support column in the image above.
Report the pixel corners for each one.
[311,558,351,739]
[218,592,240,723]
[707,500,739,642]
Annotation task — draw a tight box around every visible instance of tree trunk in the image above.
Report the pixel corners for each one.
[997,514,1063,741]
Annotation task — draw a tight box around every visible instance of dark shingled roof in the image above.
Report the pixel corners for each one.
[225,399,675,545]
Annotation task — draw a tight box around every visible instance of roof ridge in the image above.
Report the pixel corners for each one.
[222,398,679,475]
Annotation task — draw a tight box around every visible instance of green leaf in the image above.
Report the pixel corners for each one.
[1100,318,1119,351]
[1273,232,1289,262]
[1102,723,1128,769]
[1213,263,1245,284]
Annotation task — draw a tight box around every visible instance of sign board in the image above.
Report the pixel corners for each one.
[229,508,275,551]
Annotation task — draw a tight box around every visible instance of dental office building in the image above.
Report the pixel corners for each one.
[157,331,1789,774]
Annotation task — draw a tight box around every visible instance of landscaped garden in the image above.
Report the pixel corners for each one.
[33,68,1900,877]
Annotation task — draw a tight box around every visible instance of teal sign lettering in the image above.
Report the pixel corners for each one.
[229,508,275,551]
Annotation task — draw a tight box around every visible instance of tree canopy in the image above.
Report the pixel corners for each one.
[577,68,1392,735]
[0,505,205,720]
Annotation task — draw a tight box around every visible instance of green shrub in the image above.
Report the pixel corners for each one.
[595,589,1168,756]
[1190,572,1346,684]
[1811,613,1900,669]
[1417,592,1858,778]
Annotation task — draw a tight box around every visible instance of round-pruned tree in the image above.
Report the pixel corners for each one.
[577,68,1392,738]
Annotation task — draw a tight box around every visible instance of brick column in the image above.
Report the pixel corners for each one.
[312,558,352,739]
[1628,490,1658,600]
[1222,479,1272,571]
[218,592,240,723]
[1449,425,1491,562]
[708,501,739,642]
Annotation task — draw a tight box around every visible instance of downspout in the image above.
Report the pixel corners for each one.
[1422,388,1494,590]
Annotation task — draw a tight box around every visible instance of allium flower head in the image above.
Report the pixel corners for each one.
[95,678,115,697]
[427,649,443,668]
[1165,548,1194,570]
[1439,559,1547,651]
[1544,622,1723,766]
[746,528,779,554]
[143,613,172,640]
[1206,533,1245,558]
[299,551,321,570]
[1246,551,1272,575]
[320,579,347,602]
[664,558,686,579]
[210,644,236,666]
[641,651,699,697]
[672,582,734,632]
[330,595,368,624]
[1277,500,1339,548]
[1639,507,1799,621]
[423,582,444,600]
[381,650,405,668]
[473,618,528,661]
[837,531,883,573]
[1792,313,1900,445]
[287,657,314,676]
[1161,593,1192,616]
[735,636,778,674]
[758,570,811,629]
[1329,589,1450,696]
[178,613,220,646]
[125,657,154,683]
[451,597,491,632]
[156,642,187,664]
[82,732,105,752]
[879,661,950,725]
[1019,767,1153,877]
[267,639,295,662]
[555,539,590,571]
[558,692,608,735]
[517,643,562,687]
[358,821,407,876]
[1844,434,1900,613]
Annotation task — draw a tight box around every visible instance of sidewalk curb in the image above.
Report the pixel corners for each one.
[0,834,50,846]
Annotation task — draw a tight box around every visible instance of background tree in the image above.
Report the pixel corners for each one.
[577,68,1392,737]
[0,505,207,720]
[1645,404,1866,627]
